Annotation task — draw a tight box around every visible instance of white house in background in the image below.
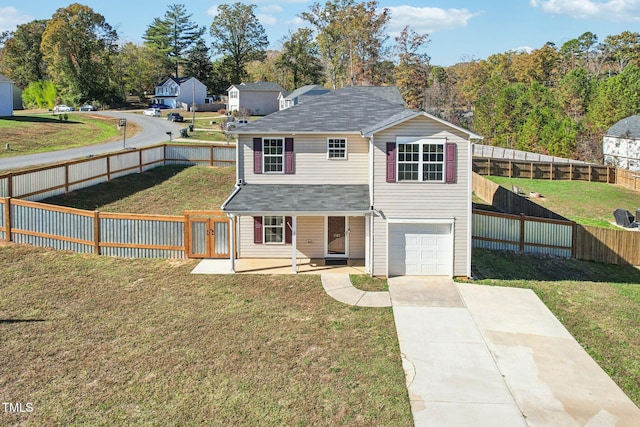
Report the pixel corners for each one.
[151,77,207,109]
[0,74,14,117]
[603,115,640,171]
[278,85,331,111]
[227,82,286,116]
[222,86,483,277]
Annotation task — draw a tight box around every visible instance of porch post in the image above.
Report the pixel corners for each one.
[291,216,297,273]
[365,214,370,274]
[228,214,236,273]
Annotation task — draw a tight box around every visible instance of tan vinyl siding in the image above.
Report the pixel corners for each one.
[348,216,365,258]
[238,216,324,258]
[237,215,367,260]
[371,115,471,277]
[239,134,368,184]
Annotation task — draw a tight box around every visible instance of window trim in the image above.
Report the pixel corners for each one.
[263,216,285,244]
[263,137,284,174]
[396,138,446,183]
[327,138,348,160]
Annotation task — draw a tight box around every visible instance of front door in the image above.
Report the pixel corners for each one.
[185,212,230,259]
[326,216,348,257]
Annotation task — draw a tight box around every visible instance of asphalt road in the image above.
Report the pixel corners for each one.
[0,111,185,171]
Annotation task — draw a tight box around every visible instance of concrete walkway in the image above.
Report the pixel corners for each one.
[320,274,391,307]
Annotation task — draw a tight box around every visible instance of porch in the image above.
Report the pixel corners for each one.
[192,258,366,275]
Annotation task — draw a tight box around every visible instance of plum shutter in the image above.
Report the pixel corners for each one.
[253,216,263,244]
[445,143,456,184]
[285,138,294,174]
[285,216,292,243]
[386,142,396,183]
[253,138,262,174]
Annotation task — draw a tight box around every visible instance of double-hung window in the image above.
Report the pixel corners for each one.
[263,216,284,244]
[263,138,284,173]
[327,138,347,159]
[397,141,445,182]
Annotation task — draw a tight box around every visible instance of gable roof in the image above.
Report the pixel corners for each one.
[233,86,408,134]
[361,110,483,140]
[229,82,286,92]
[606,115,640,139]
[156,76,198,87]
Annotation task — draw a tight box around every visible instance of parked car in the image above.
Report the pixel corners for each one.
[79,104,97,111]
[236,118,249,126]
[166,112,184,122]
[150,103,170,109]
[143,108,161,117]
[53,104,74,112]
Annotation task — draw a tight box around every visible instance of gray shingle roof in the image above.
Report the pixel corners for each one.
[223,184,370,213]
[606,115,640,139]
[234,86,408,133]
[231,82,286,92]
[284,85,330,101]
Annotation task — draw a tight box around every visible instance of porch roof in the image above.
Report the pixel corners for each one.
[222,184,370,215]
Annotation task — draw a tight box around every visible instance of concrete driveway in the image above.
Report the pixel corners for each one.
[389,276,640,426]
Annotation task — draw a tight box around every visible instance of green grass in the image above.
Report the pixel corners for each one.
[471,249,640,406]
[350,275,388,292]
[42,165,236,215]
[485,177,640,228]
[0,114,141,158]
[0,244,412,426]
[188,130,229,142]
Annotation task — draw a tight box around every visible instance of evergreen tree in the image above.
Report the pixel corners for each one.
[143,4,205,78]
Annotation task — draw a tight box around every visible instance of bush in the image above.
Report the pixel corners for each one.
[217,108,226,115]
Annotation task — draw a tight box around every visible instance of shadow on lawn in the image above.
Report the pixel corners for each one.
[41,164,192,210]
[4,115,82,125]
[472,249,640,284]
[0,319,45,324]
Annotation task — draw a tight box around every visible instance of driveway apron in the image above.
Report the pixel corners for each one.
[389,277,640,426]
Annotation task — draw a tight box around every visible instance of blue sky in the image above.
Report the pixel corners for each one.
[1,1,640,66]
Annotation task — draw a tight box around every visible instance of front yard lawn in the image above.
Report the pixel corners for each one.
[484,177,640,228]
[0,245,412,426]
[471,249,640,406]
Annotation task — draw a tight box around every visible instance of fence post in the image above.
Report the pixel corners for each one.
[589,165,592,182]
[571,222,577,258]
[530,162,533,179]
[139,149,143,174]
[65,163,70,193]
[210,145,215,166]
[520,213,526,252]
[7,172,12,198]
[4,197,10,242]
[549,163,553,180]
[106,156,111,182]
[487,158,491,176]
[94,211,101,255]
[509,160,513,178]
[569,164,573,181]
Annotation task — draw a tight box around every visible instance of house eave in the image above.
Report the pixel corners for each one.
[362,111,484,140]
[224,210,371,217]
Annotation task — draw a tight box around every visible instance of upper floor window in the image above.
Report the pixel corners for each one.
[398,142,444,182]
[264,138,284,173]
[230,91,238,99]
[327,138,347,159]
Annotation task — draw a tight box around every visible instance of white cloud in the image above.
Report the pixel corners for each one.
[0,6,33,33]
[260,5,283,14]
[510,45,534,54]
[386,6,480,37]
[530,0,640,21]
[257,14,277,26]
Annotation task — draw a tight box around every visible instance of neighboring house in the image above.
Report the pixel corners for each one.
[222,86,482,277]
[151,77,207,109]
[0,74,14,117]
[227,82,286,116]
[13,84,23,110]
[603,115,640,171]
[278,84,330,111]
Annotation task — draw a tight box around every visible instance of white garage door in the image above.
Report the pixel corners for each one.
[388,223,453,276]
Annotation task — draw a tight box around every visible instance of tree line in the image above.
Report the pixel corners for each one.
[1,2,639,162]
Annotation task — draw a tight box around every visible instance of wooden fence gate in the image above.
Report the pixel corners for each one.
[184,211,230,259]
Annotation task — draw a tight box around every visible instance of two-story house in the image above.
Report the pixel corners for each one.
[227,82,286,116]
[151,77,207,109]
[222,86,482,277]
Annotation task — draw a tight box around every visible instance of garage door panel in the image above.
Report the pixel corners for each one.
[388,223,453,276]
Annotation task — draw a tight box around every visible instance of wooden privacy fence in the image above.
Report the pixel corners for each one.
[0,143,236,201]
[0,198,231,259]
[472,158,616,183]
[472,210,576,258]
[575,225,640,265]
